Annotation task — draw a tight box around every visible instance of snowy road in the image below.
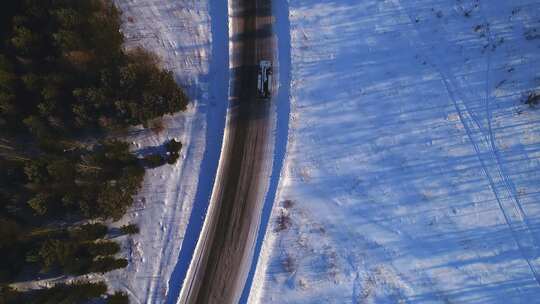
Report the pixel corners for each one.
[178,0,276,303]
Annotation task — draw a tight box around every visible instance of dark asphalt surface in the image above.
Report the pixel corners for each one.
[179,0,275,303]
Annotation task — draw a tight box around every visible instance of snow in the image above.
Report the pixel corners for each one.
[250,0,540,303]
[105,1,228,303]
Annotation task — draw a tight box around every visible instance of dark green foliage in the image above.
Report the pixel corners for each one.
[167,152,180,165]
[0,56,18,126]
[0,218,19,246]
[31,281,107,304]
[112,48,188,126]
[0,0,187,134]
[120,224,139,235]
[17,141,145,220]
[90,257,128,274]
[0,285,23,304]
[46,159,76,182]
[4,141,145,220]
[70,223,108,241]
[0,0,186,299]
[27,192,50,216]
[38,239,81,274]
[165,139,182,164]
[0,219,25,283]
[144,154,165,168]
[37,237,123,275]
[165,139,182,154]
[24,159,50,184]
[107,291,129,304]
[85,241,120,257]
[95,179,136,221]
[1,282,107,304]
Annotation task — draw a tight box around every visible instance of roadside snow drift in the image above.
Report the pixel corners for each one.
[251,0,540,303]
[105,1,227,303]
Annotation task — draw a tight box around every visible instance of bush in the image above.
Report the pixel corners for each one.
[0,219,25,283]
[274,211,292,232]
[32,281,107,304]
[282,255,296,275]
[163,139,182,164]
[143,154,165,168]
[90,257,128,274]
[46,159,76,182]
[106,291,129,304]
[27,193,50,216]
[166,152,180,165]
[95,184,133,221]
[24,159,49,184]
[38,239,93,275]
[71,223,108,241]
[0,285,23,304]
[165,139,182,154]
[526,91,540,107]
[120,224,139,235]
[38,239,72,272]
[86,241,120,257]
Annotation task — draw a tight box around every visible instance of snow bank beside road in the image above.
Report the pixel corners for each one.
[252,0,540,303]
[105,1,227,303]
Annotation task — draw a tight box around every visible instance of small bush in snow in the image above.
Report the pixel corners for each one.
[282,254,297,274]
[120,224,140,235]
[282,199,294,209]
[107,291,129,304]
[144,154,166,168]
[275,211,292,232]
[525,91,540,107]
[165,139,182,154]
[90,257,128,274]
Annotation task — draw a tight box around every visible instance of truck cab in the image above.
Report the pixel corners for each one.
[257,60,273,99]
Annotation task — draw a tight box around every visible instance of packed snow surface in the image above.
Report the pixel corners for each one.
[251,0,540,303]
[105,1,227,303]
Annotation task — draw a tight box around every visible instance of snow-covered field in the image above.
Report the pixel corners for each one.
[251,0,540,303]
[105,1,227,303]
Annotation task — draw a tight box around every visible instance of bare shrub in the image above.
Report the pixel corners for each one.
[274,211,292,232]
[282,199,294,209]
[282,254,296,274]
[525,91,540,107]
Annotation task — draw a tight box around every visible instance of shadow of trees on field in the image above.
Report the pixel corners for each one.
[259,0,540,302]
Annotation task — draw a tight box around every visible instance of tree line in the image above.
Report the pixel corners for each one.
[0,0,187,303]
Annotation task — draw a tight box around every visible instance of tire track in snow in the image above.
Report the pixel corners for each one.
[478,11,540,250]
[442,79,540,285]
[391,0,540,286]
[443,16,539,251]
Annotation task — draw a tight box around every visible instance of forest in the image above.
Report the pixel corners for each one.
[0,0,187,302]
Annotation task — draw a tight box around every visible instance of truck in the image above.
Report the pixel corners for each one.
[257,60,273,99]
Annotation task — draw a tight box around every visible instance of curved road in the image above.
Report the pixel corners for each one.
[178,0,275,303]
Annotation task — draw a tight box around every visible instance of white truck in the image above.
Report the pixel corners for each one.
[257,60,273,99]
